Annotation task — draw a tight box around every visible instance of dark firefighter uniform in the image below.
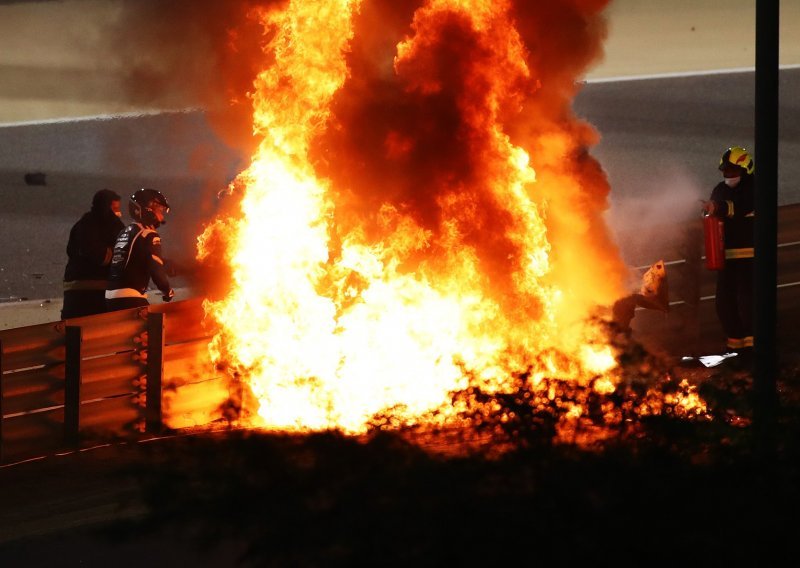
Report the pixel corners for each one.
[707,165,755,351]
[61,189,125,319]
[105,223,173,310]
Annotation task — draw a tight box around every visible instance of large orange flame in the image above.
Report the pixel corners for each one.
[197,0,645,435]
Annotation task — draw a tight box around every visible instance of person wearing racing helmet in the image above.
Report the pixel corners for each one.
[105,188,175,311]
[61,189,126,318]
[702,146,755,357]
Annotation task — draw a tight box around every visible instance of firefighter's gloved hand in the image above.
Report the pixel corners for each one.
[702,200,716,215]
[162,288,175,302]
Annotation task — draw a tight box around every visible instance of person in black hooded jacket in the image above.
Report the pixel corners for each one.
[61,189,125,319]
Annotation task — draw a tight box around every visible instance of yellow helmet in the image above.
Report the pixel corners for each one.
[719,146,755,175]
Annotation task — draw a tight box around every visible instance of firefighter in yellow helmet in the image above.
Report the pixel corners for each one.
[702,146,755,355]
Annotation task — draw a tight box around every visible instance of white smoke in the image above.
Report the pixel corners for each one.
[605,166,708,289]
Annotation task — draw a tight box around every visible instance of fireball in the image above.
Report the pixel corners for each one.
[197,0,654,435]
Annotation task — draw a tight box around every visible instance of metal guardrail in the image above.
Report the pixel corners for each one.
[2,206,799,464]
[0,298,231,464]
[626,204,800,355]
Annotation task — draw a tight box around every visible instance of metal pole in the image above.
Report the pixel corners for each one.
[754,0,779,445]
[0,341,5,464]
[64,326,82,447]
[146,312,165,434]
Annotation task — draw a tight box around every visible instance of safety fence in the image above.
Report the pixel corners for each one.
[2,205,800,464]
[0,299,231,465]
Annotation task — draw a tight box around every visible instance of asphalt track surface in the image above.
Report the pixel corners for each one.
[1,69,799,303]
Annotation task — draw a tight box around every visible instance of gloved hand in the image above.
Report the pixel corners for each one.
[162,288,175,302]
[702,200,716,215]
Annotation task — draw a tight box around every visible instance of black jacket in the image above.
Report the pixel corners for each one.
[107,223,171,298]
[709,174,754,258]
[63,210,125,284]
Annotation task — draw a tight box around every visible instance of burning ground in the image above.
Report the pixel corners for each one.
[1,357,800,565]
[3,366,798,566]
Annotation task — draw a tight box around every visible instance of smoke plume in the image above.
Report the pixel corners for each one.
[102,0,626,315]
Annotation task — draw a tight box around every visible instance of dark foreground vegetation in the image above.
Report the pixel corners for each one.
[2,352,799,567]
[109,357,800,566]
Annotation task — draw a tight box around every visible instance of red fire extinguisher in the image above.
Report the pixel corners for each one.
[703,213,725,270]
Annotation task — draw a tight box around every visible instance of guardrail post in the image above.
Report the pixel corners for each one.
[1,340,5,463]
[146,312,165,434]
[64,325,82,447]
[681,222,703,352]
[670,222,703,355]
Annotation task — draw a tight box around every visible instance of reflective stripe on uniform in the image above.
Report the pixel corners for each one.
[106,287,146,299]
[727,337,745,349]
[725,200,734,217]
[725,247,754,259]
[726,336,754,350]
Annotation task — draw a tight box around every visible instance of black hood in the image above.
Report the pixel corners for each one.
[91,189,121,214]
